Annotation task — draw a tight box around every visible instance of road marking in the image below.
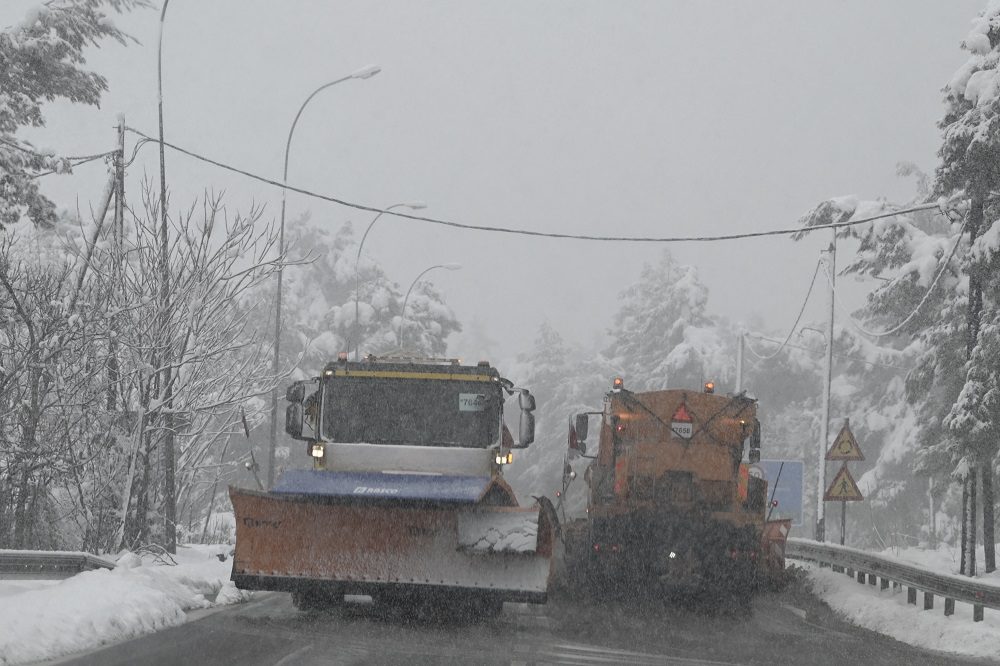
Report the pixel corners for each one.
[531,642,740,666]
[273,644,314,666]
[779,602,808,619]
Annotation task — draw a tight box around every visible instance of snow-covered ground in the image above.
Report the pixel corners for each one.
[1,541,998,664]
[0,544,250,666]
[799,543,1000,662]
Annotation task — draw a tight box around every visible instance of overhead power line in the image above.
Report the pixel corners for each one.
[124,127,953,244]
[821,215,969,339]
[743,258,823,361]
[745,333,910,371]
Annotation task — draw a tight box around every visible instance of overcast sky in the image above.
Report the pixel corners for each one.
[4,0,988,368]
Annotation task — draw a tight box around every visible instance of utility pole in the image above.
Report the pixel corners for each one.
[108,117,125,412]
[735,331,744,393]
[816,232,836,542]
[115,116,125,240]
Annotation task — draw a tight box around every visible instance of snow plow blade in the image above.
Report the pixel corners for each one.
[229,474,557,603]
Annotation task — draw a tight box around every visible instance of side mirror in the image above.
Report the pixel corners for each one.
[518,410,535,447]
[513,389,536,448]
[285,402,303,440]
[286,382,305,404]
[568,414,588,457]
[574,414,589,442]
[284,380,318,441]
[748,419,761,464]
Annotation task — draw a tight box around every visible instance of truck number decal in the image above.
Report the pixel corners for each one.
[459,393,486,412]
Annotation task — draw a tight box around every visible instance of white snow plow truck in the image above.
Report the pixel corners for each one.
[229,355,556,616]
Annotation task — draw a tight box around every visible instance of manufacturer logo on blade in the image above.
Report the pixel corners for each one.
[353,486,400,495]
[242,517,282,529]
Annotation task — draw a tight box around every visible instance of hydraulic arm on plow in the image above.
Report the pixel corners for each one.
[229,355,556,615]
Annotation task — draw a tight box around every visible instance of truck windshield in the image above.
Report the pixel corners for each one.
[320,374,502,447]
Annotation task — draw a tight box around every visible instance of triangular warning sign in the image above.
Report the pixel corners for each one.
[824,464,864,502]
[826,420,864,461]
[672,403,692,423]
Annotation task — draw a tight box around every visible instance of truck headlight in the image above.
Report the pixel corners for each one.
[310,443,325,458]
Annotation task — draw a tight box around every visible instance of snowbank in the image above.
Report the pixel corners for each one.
[0,544,250,665]
[800,544,1000,661]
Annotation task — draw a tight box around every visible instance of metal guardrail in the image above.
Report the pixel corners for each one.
[0,550,116,580]
[785,537,999,622]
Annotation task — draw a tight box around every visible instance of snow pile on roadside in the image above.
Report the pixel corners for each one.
[0,544,250,666]
[800,544,1000,661]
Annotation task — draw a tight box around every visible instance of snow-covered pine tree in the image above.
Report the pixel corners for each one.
[934,2,1000,574]
[504,323,614,519]
[605,250,733,392]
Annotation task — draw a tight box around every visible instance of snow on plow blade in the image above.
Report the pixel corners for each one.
[229,474,556,603]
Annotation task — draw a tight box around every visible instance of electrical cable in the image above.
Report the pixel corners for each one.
[743,258,822,361]
[30,153,110,179]
[124,127,954,244]
[744,333,910,371]
[0,135,115,162]
[821,215,969,339]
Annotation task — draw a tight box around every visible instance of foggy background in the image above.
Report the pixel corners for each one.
[2,0,985,365]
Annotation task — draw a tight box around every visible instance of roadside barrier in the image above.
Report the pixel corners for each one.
[0,550,116,580]
[785,537,998,622]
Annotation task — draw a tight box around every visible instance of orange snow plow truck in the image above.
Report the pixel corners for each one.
[229,356,557,614]
[561,378,790,601]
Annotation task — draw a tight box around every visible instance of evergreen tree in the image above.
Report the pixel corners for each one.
[605,250,733,392]
[933,2,1000,574]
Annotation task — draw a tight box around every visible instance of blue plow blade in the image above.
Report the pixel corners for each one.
[270,469,493,503]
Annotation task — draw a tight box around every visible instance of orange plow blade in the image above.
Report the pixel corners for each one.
[230,487,556,603]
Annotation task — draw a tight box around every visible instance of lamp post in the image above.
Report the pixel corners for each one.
[397,264,462,350]
[267,64,381,489]
[156,0,176,555]
[354,201,427,360]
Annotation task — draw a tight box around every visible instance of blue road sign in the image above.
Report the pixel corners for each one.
[759,459,804,527]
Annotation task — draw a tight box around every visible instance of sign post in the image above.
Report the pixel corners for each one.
[824,419,864,545]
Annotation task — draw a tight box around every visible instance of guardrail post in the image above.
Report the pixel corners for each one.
[944,598,954,617]
[856,571,865,584]
[923,592,933,610]
[974,605,984,622]
[879,578,889,591]
[907,587,917,605]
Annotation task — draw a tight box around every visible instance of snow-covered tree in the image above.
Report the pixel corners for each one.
[279,220,461,376]
[606,250,734,391]
[504,323,613,518]
[932,1,1000,574]
[0,0,146,228]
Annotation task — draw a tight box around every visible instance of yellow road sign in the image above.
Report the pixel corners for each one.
[826,419,864,461]
[824,464,864,502]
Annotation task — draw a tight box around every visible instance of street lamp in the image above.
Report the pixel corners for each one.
[156,0,176,555]
[267,64,381,488]
[397,264,462,350]
[354,201,427,360]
